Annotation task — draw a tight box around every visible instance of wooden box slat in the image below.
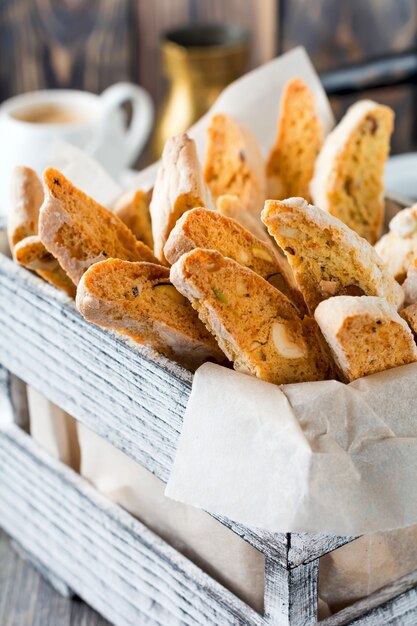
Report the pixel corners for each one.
[0,423,263,626]
[2,248,417,624]
[0,253,354,566]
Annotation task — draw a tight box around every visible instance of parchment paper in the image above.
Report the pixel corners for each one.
[166,362,417,535]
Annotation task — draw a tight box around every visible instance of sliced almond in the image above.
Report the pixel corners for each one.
[272,322,307,359]
[319,280,339,296]
[153,283,187,305]
[277,225,301,239]
[236,280,249,297]
[251,246,274,262]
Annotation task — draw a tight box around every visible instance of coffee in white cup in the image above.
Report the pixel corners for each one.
[0,83,154,216]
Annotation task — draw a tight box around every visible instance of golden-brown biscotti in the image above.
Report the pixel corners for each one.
[39,168,159,285]
[7,166,44,248]
[204,114,266,218]
[216,194,271,244]
[375,204,417,283]
[14,235,76,297]
[402,257,417,305]
[310,100,394,244]
[7,166,76,296]
[315,295,417,382]
[266,78,323,202]
[170,248,333,384]
[164,207,304,309]
[400,302,417,340]
[261,197,404,314]
[76,258,224,371]
[150,133,213,263]
[114,188,153,248]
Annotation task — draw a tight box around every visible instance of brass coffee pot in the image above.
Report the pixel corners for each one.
[152,24,249,158]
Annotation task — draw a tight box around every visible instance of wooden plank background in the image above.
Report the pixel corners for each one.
[0,0,416,152]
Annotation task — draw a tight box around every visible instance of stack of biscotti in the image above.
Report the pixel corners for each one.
[10,75,413,383]
[7,166,76,297]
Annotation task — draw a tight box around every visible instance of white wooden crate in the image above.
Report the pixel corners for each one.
[1,246,417,626]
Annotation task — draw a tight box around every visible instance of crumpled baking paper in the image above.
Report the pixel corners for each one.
[166,362,417,535]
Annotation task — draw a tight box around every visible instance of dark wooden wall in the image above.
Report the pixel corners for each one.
[279,0,417,152]
[0,0,416,152]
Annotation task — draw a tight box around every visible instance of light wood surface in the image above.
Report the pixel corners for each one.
[0,529,108,626]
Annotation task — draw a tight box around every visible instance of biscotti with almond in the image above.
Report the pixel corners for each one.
[315,296,417,382]
[114,188,153,248]
[14,235,76,297]
[164,207,304,309]
[76,259,224,371]
[170,248,333,384]
[311,100,394,244]
[150,133,213,263]
[204,113,266,217]
[375,204,417,283]
[261,197,404,314]
[39,168,158,285]
[266,77,323,202]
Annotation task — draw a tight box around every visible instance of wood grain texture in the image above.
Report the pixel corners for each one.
[0,530,109,626]
[264,558,318,625]
[0,0,133,98]
[2,255,417,623]
[135,0,277,106]
[0,252,355,567]
[0,422,416,625]
[279,0,417,153]
[0,424,265,626]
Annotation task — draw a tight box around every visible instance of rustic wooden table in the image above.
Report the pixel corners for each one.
[0,530,109,626]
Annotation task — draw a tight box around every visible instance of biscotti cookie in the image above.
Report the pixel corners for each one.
[14,235,76,297]
[266,78,323,202]
[7,166,44,248]
[114,188,153,248]
[315,296,417,382]
[261,197,404,314]
[76,259,224,370]
[164,207,303,309]
[170,248,333,384]
[204,113,266,217]
[150,133,213,263]
[8,166,76,296]
[375,204,417,283]
[400,302,417,340]
[310,100,394,244]
[39,168,159,285]
[402,258,417,305]
[217,194,271,244]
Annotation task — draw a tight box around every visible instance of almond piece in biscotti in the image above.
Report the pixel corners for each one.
[39,168,158,285]
[149,133,213,263]
[261,197,404,315]
[76,258,224,371]
[204,114,266,218]
[170,248,333,384]
[315,295,417,382]
[266,77,324,203]
[311,100,394,244]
